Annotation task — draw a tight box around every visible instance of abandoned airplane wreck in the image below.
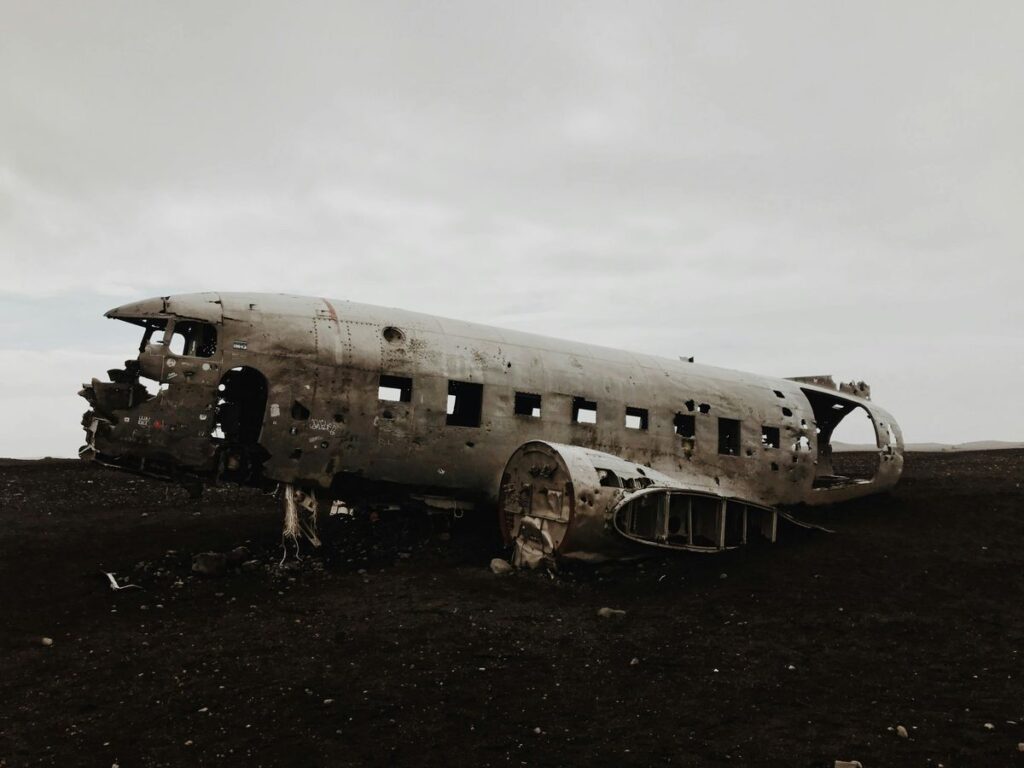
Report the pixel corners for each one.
[80,293,904,565]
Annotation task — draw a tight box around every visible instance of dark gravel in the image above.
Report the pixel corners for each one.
[1,451,1023,767]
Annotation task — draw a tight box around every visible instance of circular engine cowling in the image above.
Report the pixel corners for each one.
[498,441,685,565]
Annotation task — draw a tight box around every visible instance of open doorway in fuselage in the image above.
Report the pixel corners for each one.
[214,366,270,481]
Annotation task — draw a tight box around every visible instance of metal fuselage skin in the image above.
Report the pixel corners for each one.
[81,292,904,516]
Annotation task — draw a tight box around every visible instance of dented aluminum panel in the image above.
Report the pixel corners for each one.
[80,292,904,560]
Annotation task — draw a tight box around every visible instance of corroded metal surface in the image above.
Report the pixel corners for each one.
[80,292,904,560]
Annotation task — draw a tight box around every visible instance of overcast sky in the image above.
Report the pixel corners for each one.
[1,0,1022,457]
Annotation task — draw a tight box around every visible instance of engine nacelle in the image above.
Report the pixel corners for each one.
[499,441,781,566]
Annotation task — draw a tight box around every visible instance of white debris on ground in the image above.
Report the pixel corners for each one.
[895,724,909,738]
[597,607,626,619]
[489,558,514,575]
[102,571,142,590]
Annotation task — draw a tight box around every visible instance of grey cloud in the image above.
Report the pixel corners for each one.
[0,0,1021,454]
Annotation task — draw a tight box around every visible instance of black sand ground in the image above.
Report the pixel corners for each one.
[1,451,1022,767]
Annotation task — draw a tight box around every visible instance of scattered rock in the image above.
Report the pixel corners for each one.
[323,698,334,705]
[192,552,227,577]
[896,724,908,738]
[983,722,994,730]
[834,761,863,768]
[40,637,54,647]
[1017,742,1024,752]
[489,558,514,575]
[629,657,640,666]
[597,607,627,619]
[241,559,262,572]
[225,546,251,566]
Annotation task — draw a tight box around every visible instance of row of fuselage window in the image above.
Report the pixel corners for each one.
[377,374,795,456]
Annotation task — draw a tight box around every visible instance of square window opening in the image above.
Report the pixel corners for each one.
[447,380,483,427]
[378,374,412,403]
[625,406,648,430]
[169,321,218,358]
[514,392,542,418]
[141,320,169,351]
[718,417,741,456]
[761,426,780,449]
[572,396,597,424]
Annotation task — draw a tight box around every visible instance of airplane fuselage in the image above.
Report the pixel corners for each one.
[81,292,904,559]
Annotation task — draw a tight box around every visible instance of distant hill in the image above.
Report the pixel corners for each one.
[832,441,1024,453]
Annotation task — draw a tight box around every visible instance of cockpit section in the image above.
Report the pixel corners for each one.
[129,317,220,384]
[80,304,229,481]
[142,318,218,360]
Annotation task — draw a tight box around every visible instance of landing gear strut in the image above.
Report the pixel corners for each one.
[280,483,322,562]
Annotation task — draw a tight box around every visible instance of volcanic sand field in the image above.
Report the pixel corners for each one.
[1,451,1023,767]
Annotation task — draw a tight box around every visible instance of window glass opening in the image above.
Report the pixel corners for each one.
[141,320,169,351]
[378,374,412,402]
[625,406,648,430]
[514,392,542,417]
[718,417,741,455]
[572,396,597,424]
[447,380,483,427]
[169,320,218,358]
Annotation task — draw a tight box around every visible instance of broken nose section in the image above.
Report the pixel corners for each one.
[78,359,218,479]
[79,360,150,458]
[80,361,148,418]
